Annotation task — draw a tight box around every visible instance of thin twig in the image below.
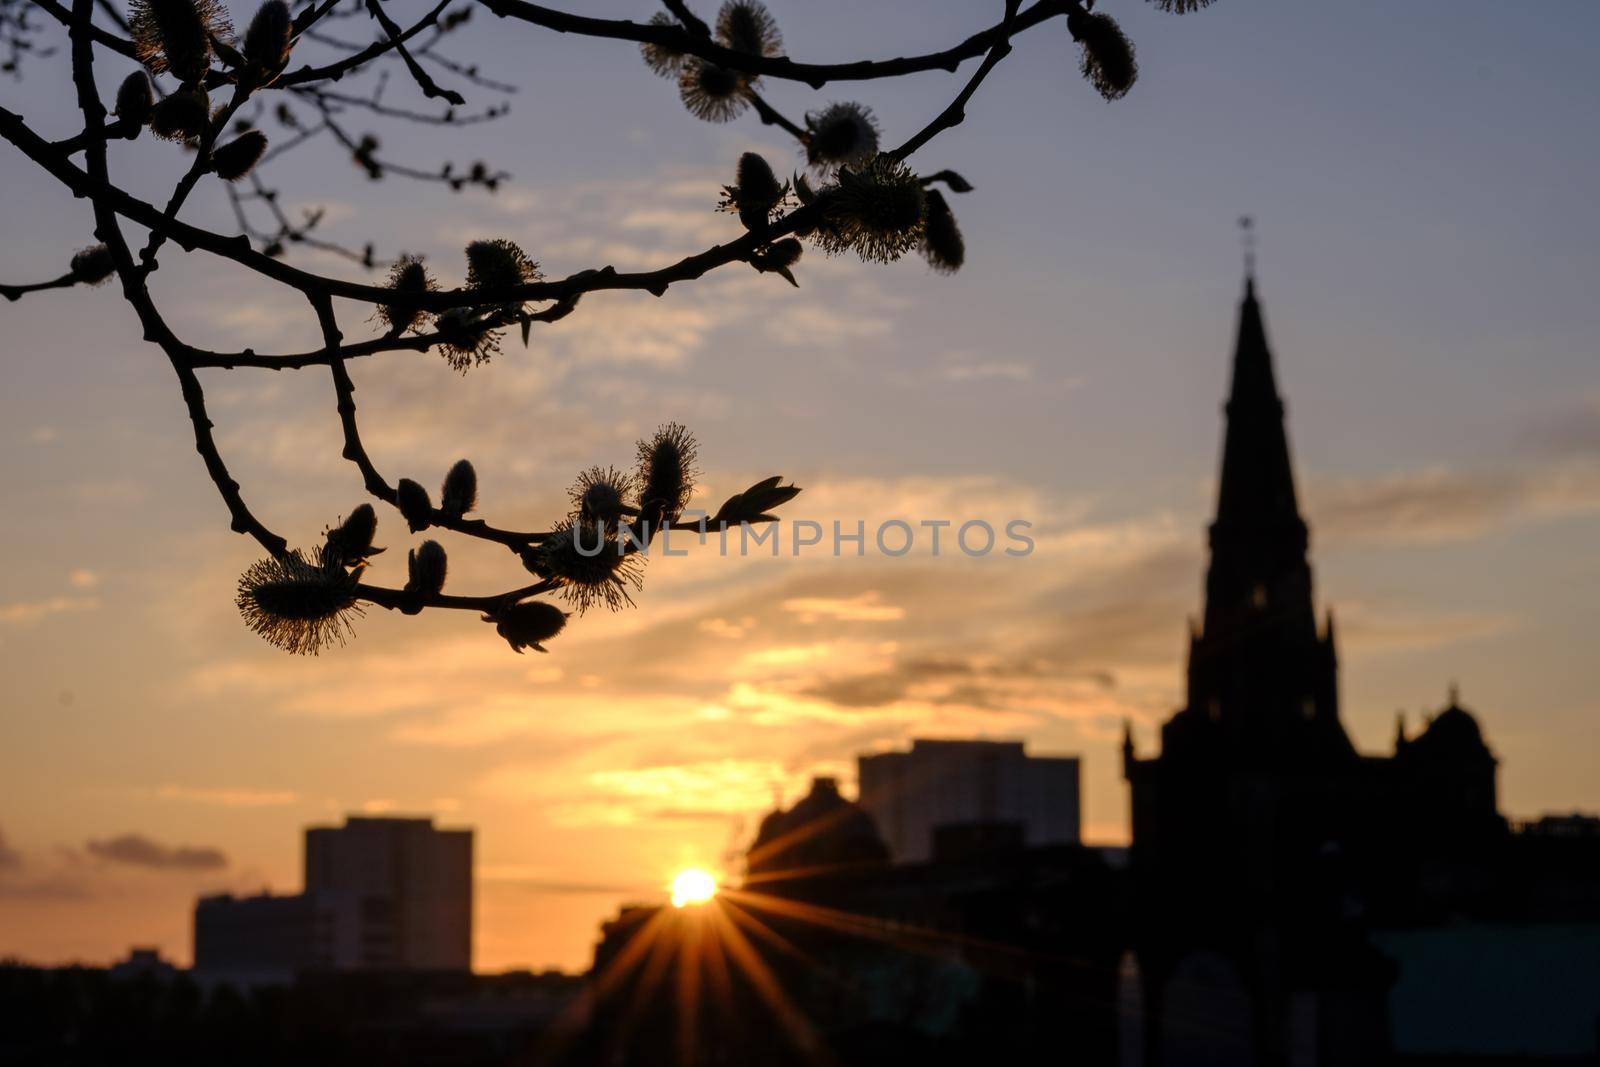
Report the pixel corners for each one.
[362,0,464,105]
[1,271,75,300]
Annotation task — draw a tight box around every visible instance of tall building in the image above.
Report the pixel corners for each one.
[193,814,471,984]
[305,815,473,971]
[857,739,1080,863]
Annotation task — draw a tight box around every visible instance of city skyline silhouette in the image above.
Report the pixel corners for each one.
[3,0,1598,987]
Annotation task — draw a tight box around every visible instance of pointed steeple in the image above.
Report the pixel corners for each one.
[1201,274,1313,638]
[1214,275,1301,531]
[1181,269,1349,761]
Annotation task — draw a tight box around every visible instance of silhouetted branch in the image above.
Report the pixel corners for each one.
[0,110,820,309]
[3,0,1190,652]
[52,116,138,152]
[478,0,1067,87]
[355,577,555,613]
[90,0,127,35]
[411,35,517,94]
[747,90,804,140]
[187,294,577,369]
[139,85,248,270]
[302,84,508,126]
[313,291,568,553]
[62,0,288,559]
[0,271,75,300]
[277,0,455,88]
[225,172,378,267]
[889,8,1018,161]
[362,0,464,105]
[30,0,138,60]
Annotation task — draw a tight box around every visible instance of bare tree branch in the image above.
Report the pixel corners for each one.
[3,0,1179,653]
[478,0,1067,87]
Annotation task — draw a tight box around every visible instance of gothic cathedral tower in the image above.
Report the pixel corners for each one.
[1121,276,1392,1067]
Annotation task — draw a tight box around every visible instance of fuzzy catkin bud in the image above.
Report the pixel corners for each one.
[434,309,500,372]
[70,245,116,286]
[325,503,380,565]
[921,189,965,274]
[1068,10,1138,101]
[582,483,624,525]
[569,466,634,528]
[485,600,567,654]
[732,152,782,230]
[377,256,433,334]
[114,72,154,129]
[396,478,433,533]
[211,130,267,181]
[715,0,781,57]
[150,87,210,142]
[404,540,448,607]
[636,423,699,522]
[243,0,292,72]
[816,156,926,264]
[678,60,748,123]
[804,102,879,172]
[464,238,539,293]
[524,525,644,614]
[440,459,478,519]
[131,0,219,82]
[235,549,362,655]
[640,11,688,77]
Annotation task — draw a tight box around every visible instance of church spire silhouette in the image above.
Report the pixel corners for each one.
[1122,262,1520,1067]
[1204,271,1312,638]
[1180,267,1350,760]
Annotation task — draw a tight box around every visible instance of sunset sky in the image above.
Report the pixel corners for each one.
[2,0,1597,972]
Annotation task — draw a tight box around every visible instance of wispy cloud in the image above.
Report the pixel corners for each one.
[1312,459,1600,547]
[85,834,228,872]
[0,567,105,626]
[782,591,906,623]
[150,785,300,808]
[762,305,891,347]
[1335,602,1515,654]
[0,595,99,626]
[938,360,1035,383]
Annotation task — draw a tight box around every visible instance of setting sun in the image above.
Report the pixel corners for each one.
[671,868,718,908]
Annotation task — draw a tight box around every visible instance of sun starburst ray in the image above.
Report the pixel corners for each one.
[706,903,831,1062]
